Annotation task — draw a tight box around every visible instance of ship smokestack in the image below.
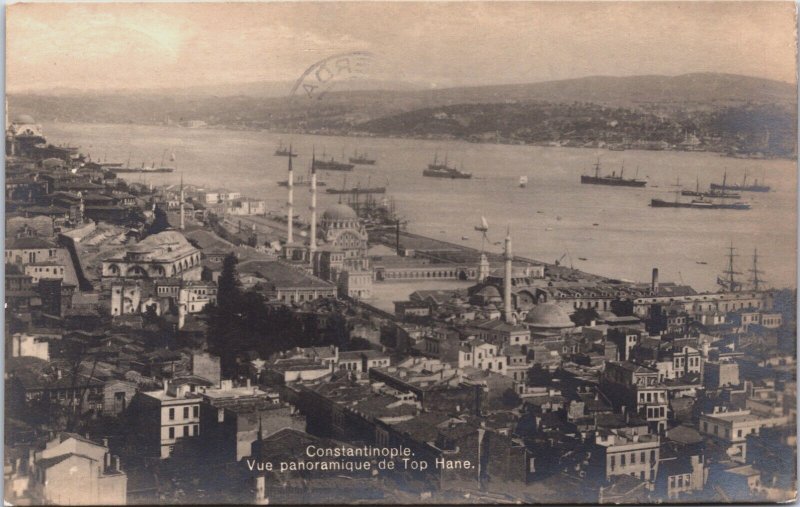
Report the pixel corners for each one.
[287,146,294,245]
[309,149,317,262]
[504,227,513,323]
[651,268,659,295]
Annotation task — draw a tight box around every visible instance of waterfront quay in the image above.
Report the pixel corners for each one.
[5,115,796,505]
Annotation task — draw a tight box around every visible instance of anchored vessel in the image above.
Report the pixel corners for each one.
[681,176,741,199]
[650,195,751,210]
[423,153,472,179]
[316,150,354,171]
[274,141,297,157]
[348,150,376,165]
[580,159,646,187]
[710,169,770,192]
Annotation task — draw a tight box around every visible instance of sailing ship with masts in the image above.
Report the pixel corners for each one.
[580,158,646,187]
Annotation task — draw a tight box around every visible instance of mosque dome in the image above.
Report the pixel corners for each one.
[524,303,574,329]
[13,114,35,124]
[322,204,358,221]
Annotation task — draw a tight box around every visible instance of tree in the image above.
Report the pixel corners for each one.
[147,206,171,236]
[570,307,599,326]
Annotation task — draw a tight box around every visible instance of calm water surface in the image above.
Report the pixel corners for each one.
[44,122,797,292]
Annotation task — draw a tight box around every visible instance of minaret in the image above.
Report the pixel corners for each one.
[503,227,513,323]
[309,149,317,262]
[286,145,294,244]
[179,173,185,230]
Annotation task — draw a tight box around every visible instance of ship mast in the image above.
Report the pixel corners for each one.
[749,248,764,291]
[717,242,742,292]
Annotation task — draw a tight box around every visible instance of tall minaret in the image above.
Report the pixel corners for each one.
[503,227,513,323]
[309,149,317,262]
[179,173,185,230]
[286,145,294,244]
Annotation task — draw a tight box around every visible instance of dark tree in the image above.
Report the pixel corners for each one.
[147,207,171,235]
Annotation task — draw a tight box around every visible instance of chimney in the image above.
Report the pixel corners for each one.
[503,228,513,323]
[309,149,317,262]
[286,145,294,245]
[651,268,659,295]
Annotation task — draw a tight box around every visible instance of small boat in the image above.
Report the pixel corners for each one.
[519,176,528,188]
[696,261,708,265]
[461,236,470,241]
[592,223,599,226]
[578,257,588,261]
[536,210,544,214]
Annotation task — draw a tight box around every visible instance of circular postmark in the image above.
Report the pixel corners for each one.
[290,51,376,100]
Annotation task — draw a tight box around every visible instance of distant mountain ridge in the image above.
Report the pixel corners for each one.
[11,72,795,103]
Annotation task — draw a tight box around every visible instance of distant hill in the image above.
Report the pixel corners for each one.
[8,73,796,157]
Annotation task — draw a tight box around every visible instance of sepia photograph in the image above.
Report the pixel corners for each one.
[3,1,798,504]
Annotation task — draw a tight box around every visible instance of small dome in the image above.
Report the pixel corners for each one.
[478,285,500,297]
[322,204,357,221]
[13,114,35,124]
[524,303,574,328]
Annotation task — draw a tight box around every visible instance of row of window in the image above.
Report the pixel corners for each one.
[167,424,199,439]
[168,405,199,421]
[610,449,656,469]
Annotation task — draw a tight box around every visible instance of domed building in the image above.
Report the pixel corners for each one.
[102,230,202,280]
[524,302,575,339]
[6,113,45,157]
[282,200,373,300]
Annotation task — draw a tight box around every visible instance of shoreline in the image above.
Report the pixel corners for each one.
[40,119,797,162]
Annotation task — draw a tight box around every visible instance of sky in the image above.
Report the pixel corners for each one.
[7,1,798,93]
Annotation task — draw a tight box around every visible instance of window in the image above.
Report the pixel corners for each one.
[183,425,189,437]
[610,456,615,469]
[183,407,189,418]
[169,427,175,439]
[169,408,175,421]
[631,453,636,464]
[640,451,645,463]
[193,406,199,417]
[621,455,626,466]
[650,450,656,462]
[193,424,199,435]
[737,429,743,438]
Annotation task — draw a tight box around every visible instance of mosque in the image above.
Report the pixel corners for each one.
[280,153,373,300]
